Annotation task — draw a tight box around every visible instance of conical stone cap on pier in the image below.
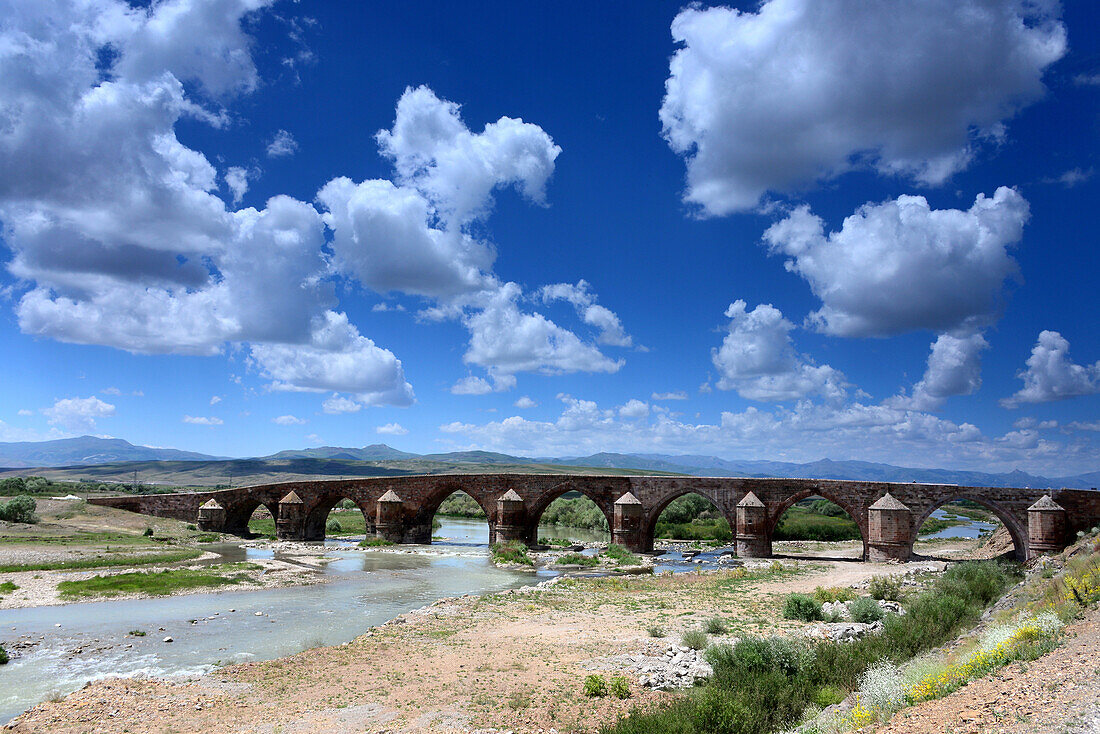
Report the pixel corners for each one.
[737,491,764,508]
[499,489,523,502]
[279,491,303,504]
[1028,495,1064,512]
[378,489,403,503]
[868,492,908,511]
[199,499,223,510]
[615,492,641,505]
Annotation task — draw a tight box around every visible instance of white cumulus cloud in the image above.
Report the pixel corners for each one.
[514,396,537,409]
[539,280,633,347]
[43,396,115,432]
[272,414,306,425]
[183,415,222,426]
[266,129,298,158]
[764,188,1028,337]
[376,422,408,436]
[890,332,989,411]
[661,0,1066,214]
[712,300,848,402]
[1001,331,1100,407]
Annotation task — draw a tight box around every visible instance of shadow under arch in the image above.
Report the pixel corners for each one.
[643,488,733,551]
[302,493,371,541]
[525,480,615,542]
[224,497,279,536]
[912,495,1024,561]
[768,487,869,560]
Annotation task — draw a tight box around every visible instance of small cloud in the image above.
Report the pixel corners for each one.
[514,396,537,409]
[210,395,222,405]
[699,381,713,394]
[1075,73,1100,87]
[17,409,33,416]
[306,433,324,444]
[44,396,116,432]
[224,166,255,205]
[618,399,650,419]
[266,129,298,158]
[183,415,223,426]
[1067,420,1100,432]
[272,414,307,426]
[132,390,144,397]
[451,376,493,395]
[101,387,122,396]
[372,302,406,313]
[376,422,408,435]
[322,394,362,414]
[1041,167,1094,188]
[651,391,688,401]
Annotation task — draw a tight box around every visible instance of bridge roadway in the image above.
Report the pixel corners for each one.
[87,474,1100,561]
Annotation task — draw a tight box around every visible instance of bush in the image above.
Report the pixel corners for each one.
[359,537,394,547]
[556,553,598,567]
[0,644,7,664]
[603,544,642,565]
[610,675,631,699]
[326,518,342,533]
[681,629,709,650]
[584,674,608,697]
[704,617,729,635]
[783,593,823,622]
[813,586,857,603]
[0,581,18,594]
[143,527,154,537]
[869,575,903,601]
[0,495,37,524]
[491,540,533,566]
[850,596,884,623]
[647,625,665,638]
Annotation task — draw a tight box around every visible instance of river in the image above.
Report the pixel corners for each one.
[0,517,615,724]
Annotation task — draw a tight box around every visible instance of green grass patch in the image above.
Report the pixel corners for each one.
[603,543,642,565]
[490,539,533,566]
[57,565,257,598]
[0,548,203,573]
[0,644,7,664]
[0,581,18,593]
[358,537,394,547]
[555,552,599,567]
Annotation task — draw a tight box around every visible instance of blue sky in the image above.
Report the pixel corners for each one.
[1,0,1098,474]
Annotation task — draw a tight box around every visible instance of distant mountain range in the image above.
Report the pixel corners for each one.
[0,436,226,468]
[2,436,1097,489]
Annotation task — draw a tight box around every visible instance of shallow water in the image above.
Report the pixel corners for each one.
[0,518,552,724]
[922,508,998,539]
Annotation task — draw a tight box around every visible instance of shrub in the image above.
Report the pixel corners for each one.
[868,575,902,601]
[681,629,709,650]
[0,581,17,594]
[326,518,342,533]
[646,625,665,638]
[584,674,608,697]
[0,644,7,664]
[143,527,154,537]
[358,537,394,547]
[556,553,598,567]
[603,544,642,565]
[491,540,533,566]
[850,596,884,624]
[129,629,146,637]
[783,593,823,622]
[704,617,729,634]
[609,675,631,699]
[0,495,37,524]
[813,586,857,603]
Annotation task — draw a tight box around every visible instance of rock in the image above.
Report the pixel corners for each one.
[254,612,263,616]
[163,636,173,643]
[821,601,851,620]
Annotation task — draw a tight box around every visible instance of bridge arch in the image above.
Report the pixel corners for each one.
[404,481,498,544]
[643,488,733,549]
[525,480,615,542]
[768,487,869,560]
[302,492,371,541]
[912,495,1025,561]
[224,497,279,536]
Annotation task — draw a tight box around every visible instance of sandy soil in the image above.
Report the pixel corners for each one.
[5,556,913,734]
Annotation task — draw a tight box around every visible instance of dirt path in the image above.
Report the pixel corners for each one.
[6,558,908,734]
[873,606,1100,734]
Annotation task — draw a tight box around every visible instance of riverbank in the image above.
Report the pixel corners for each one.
[7,555,924,733]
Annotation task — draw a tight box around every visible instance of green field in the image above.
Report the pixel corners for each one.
[57,563,261,598]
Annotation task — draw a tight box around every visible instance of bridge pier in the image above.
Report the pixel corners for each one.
[1028,496,1067,559]
[867,493,912,563]
[493,490,527,545]
[612,492,646,552]
[736,492,771,558]
[375,490,408,543]
[196,499,226,532]
[276,491,305,540]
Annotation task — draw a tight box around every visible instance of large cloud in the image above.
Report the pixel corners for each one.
[661,0,1066,214]
[0,0,413,404]
[712,300,847,402]
[1002,331,1100,407]
[764,188,1028,337]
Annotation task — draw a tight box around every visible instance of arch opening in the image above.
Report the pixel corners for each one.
[770,491,865,560]
[534,491,611,546]
[647,491,731,545]
[243,502,279,539]
[913,497,1017,561]
[302,495,370,541]
[430,489,491,545]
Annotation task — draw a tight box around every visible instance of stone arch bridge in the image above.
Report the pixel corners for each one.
[88,474,1100,561]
